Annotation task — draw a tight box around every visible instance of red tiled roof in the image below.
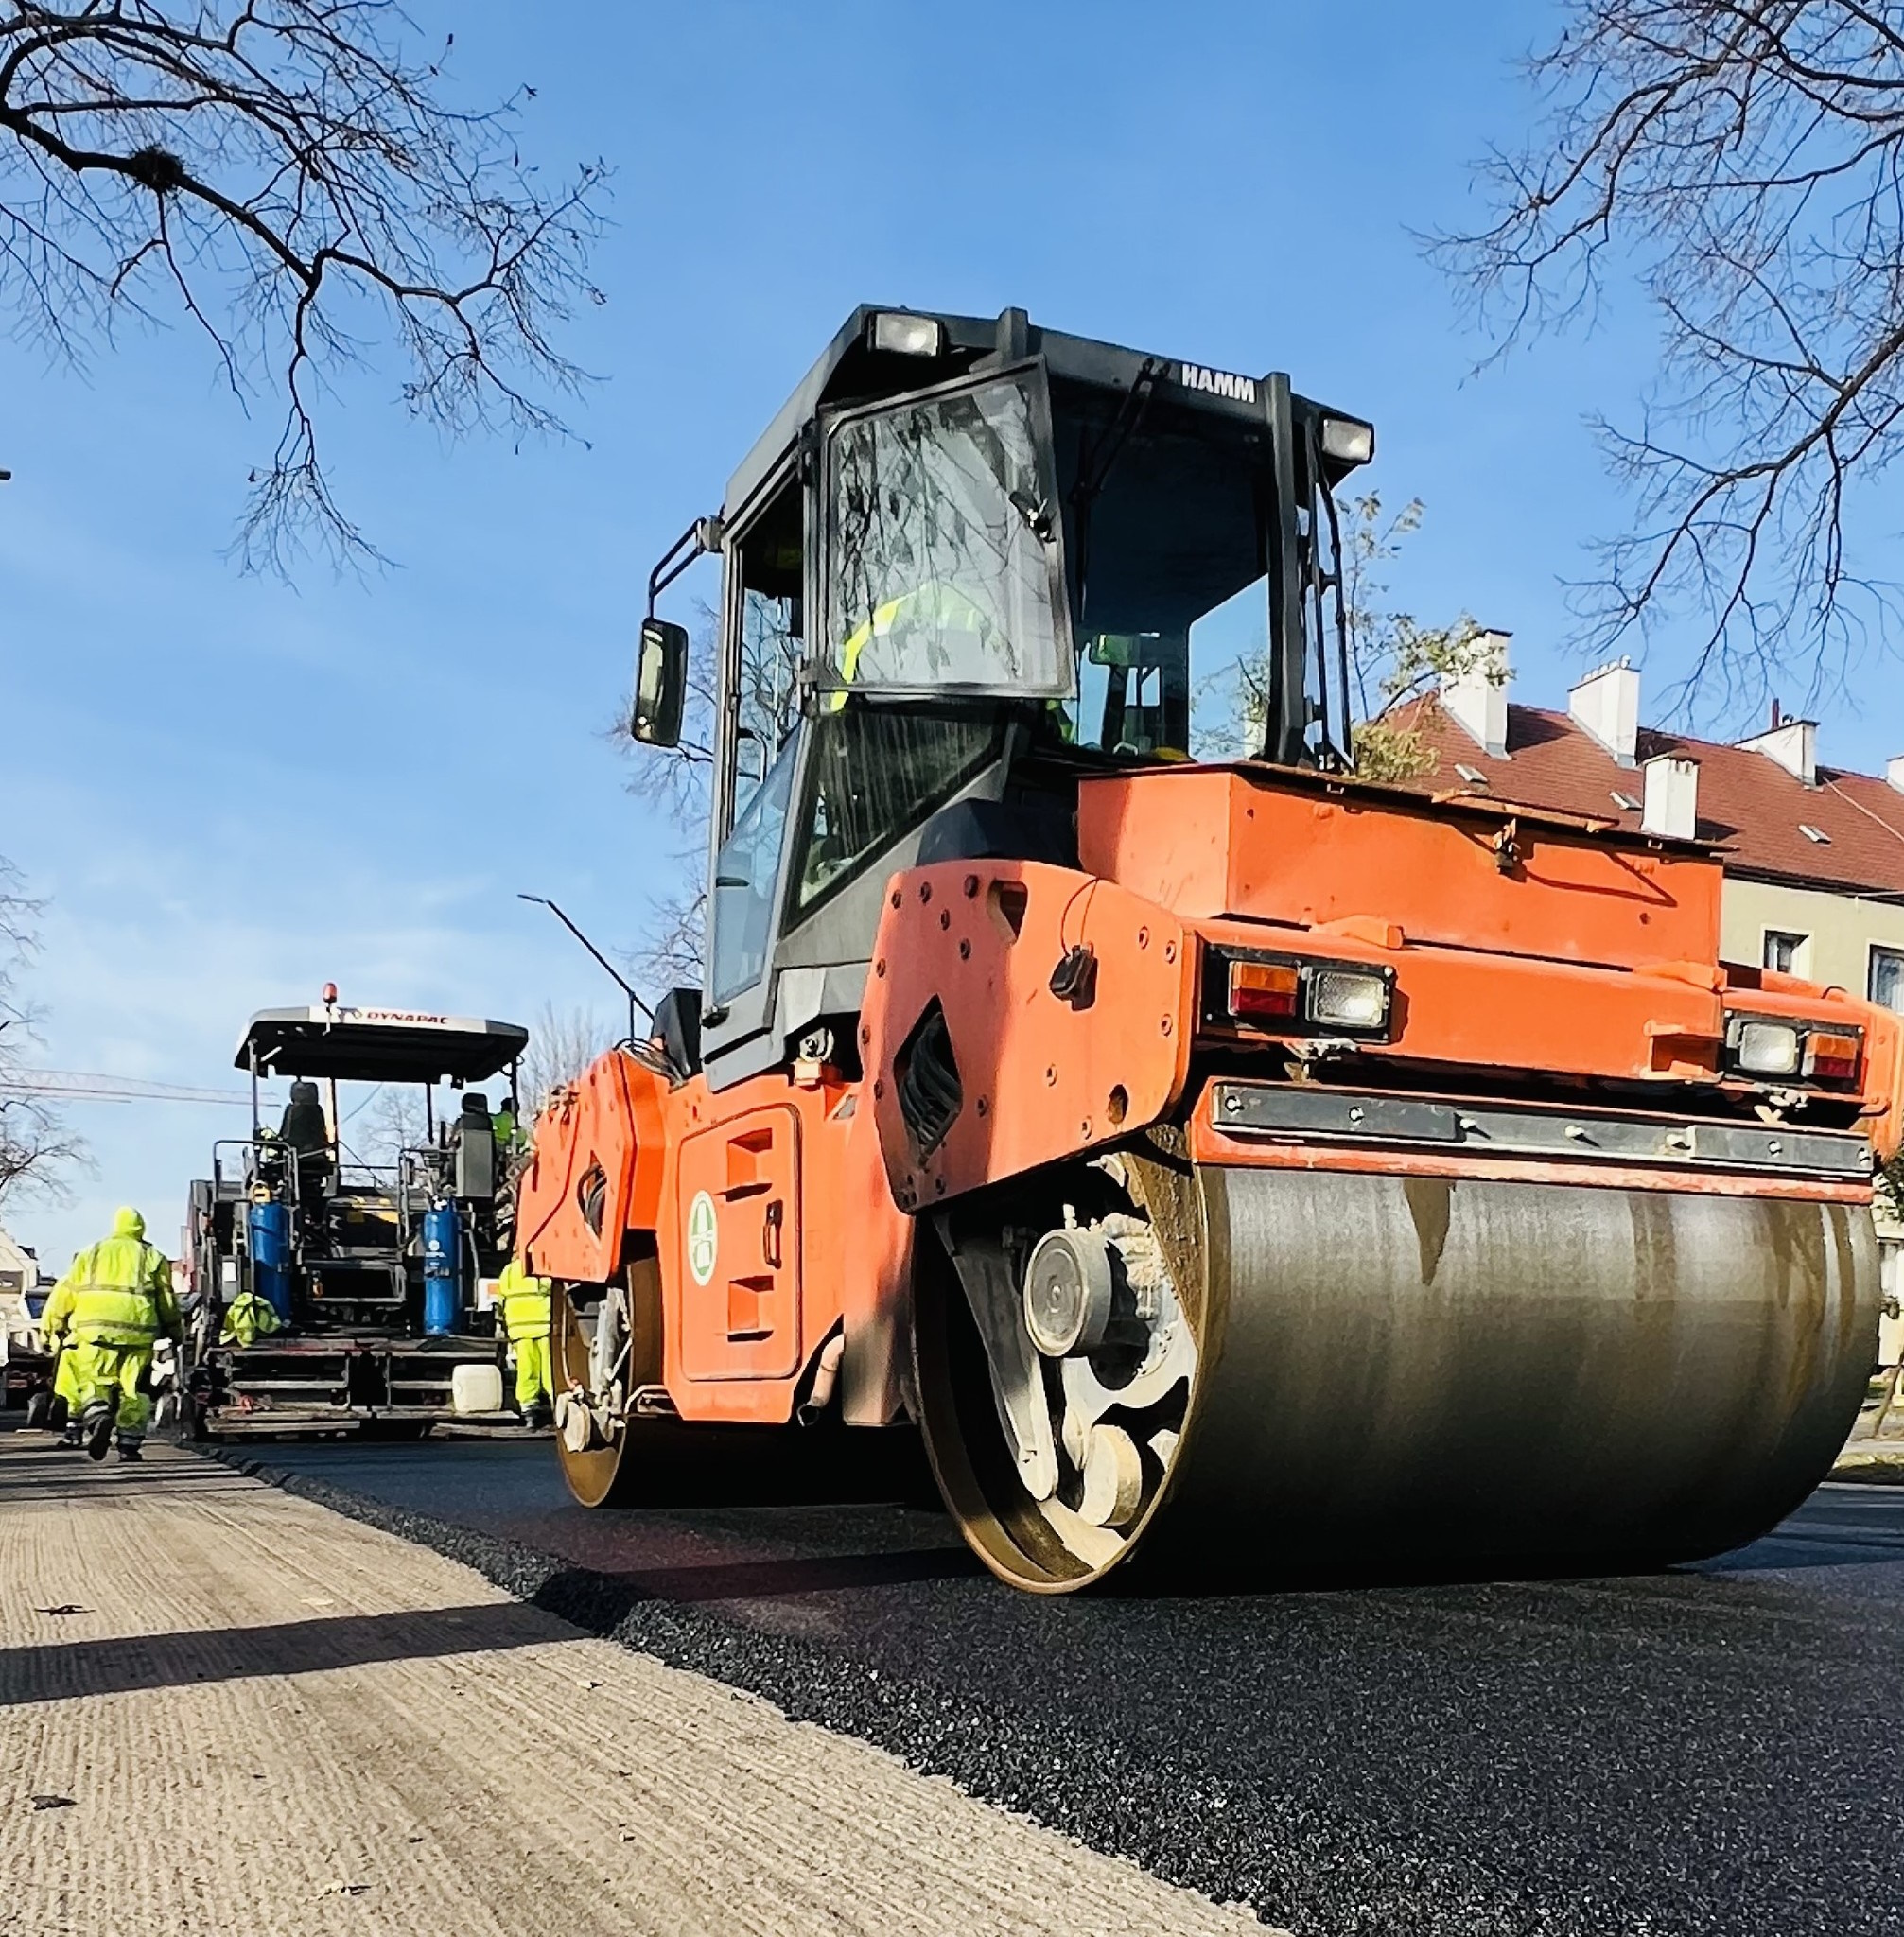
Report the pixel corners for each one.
[1388,698,1904,899]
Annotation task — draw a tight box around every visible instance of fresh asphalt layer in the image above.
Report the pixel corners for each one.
[215,1431,1904,1937]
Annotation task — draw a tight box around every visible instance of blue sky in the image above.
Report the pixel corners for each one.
[5,0,1900,1266]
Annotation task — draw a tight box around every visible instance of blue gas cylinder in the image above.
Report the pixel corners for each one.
[247,1200,293,1325]
[422,1204,461,1337]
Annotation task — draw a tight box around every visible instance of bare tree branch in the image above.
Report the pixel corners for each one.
[1436,0,1904,717]
[518,1001,617,1111]
[0,1,606,571]
[0,855,83,1208]
[627,882,703,998]
[611,591,800,1001]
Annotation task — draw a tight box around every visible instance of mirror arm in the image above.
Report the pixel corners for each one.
[647,514,726,616]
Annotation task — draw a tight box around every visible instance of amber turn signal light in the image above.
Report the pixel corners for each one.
[1803,1030,1862,1085]
[1228,959,1300,1021]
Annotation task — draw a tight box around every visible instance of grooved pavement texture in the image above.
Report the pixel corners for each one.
[0,1436,1271,1937]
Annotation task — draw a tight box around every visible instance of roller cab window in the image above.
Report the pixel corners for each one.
[731,475,805,823]
[820,359,1283,763]
[792,705,1004,922]
[709,729,799,1006]
[1052,376,1275,762]
[822,370,1072,698]
[707,471,806,1009]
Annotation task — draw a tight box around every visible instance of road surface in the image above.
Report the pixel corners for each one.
[0,1431,1268,1937]
[237,1430,1904,1937]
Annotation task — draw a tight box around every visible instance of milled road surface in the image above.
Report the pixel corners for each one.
[0,1433,1267,1937]
[236,1431,1904,1937]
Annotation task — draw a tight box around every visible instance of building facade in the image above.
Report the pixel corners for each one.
[0,1224,47,1367]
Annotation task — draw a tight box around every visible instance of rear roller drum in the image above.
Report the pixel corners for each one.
[915,1159,1881,1592]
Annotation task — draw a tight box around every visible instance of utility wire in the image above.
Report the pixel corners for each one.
[0,1070,251,1107]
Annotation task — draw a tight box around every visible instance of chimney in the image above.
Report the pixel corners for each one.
[1641,754,1699,841]
[1441,629,1511,759]
[1568,656,1640,766]
[1737,718,1817,786]
[1887,755,1904,795]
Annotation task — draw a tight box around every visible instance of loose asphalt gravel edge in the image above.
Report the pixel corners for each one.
[196,1440,1542,1937]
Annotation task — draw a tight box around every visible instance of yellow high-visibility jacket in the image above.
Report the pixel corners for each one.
[495,1260,552,1343]
[37,1270,78,1352]
[220,1290,282,1348]
[54,1209,182,1350]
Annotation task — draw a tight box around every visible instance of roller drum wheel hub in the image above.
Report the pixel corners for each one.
[1023,1227,1115,1359]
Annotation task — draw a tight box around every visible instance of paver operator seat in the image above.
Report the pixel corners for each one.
[278,1080,333,1204]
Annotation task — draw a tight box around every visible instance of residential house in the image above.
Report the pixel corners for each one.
[0,1223,48,1365]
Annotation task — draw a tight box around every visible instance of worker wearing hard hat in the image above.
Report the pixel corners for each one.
[219,1287,282,1348]
[44,1207,183,1462]
[494,1257,553,1431]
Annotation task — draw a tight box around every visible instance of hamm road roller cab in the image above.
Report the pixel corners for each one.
[184,999,529,1437]
[518,305,1902,1590]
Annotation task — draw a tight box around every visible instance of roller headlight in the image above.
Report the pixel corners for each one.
[1305,968,1391,1032]
[1724,1014,1862,1086]
[1319,414,1375,466]
[1728,1018,1803,1077]
[867,311,945,358]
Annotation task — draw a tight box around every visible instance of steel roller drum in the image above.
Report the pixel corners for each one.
[1145,1166,1881,1573]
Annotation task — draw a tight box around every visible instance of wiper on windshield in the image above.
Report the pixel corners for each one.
[1010,489,1056,544]
[1068,357,1166,630]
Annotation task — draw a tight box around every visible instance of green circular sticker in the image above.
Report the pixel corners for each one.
[687,1190,719,1286]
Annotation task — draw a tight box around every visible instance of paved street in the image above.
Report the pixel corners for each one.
[239,1431,1904,1937]
[0,1431,1265,1937]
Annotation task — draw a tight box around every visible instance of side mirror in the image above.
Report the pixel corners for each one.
[632,618,689,747]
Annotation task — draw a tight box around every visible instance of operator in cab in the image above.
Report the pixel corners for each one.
[278,1079,333,1205]
[41,1207,183,1462]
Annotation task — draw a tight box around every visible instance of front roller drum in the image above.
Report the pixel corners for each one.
[914,1164,1880,1592]
[551,1280,635,1508]
[553,1275,937,1511]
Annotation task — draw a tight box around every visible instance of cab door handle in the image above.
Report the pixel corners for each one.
[762,1199,783,1270]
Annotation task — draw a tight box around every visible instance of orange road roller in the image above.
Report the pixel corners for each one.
[517,305,1898,1591]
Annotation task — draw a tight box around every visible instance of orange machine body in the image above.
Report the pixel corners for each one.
[519,759,1894,1428]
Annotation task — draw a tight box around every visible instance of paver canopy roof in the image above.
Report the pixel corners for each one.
[234,1005,529,1084]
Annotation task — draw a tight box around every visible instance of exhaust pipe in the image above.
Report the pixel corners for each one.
[797,1330,847,1426]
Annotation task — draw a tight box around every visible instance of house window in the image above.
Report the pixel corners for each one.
[1871,947,1904,1014]
[1763,930,1808,975]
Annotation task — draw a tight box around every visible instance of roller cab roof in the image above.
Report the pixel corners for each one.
[235,1006,529,1085]
[725,303,1371,518]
